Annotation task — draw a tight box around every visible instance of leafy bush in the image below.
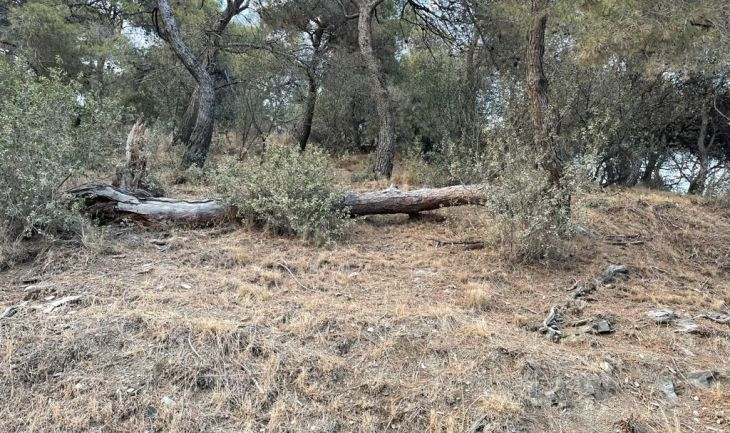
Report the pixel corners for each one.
[0,58,122,244]
[484,163,576,262]
[415,120,584,262]
[211,145,352,246]
[480,132,587,262]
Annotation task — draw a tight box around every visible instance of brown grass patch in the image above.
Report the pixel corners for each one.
[1,188,729,432]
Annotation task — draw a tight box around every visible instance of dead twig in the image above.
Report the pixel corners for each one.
[278,262,311,291]
[604,234,649,245]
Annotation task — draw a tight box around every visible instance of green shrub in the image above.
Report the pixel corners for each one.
[0,58,123,243]
[211,145,352,246]
[480,135,586,262]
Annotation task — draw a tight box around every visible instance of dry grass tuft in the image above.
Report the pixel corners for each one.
[462,282,492,311]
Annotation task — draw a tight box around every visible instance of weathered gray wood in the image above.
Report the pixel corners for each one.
[114,118,147,191]
[67,183,486,225]
[68,184,233,225]
[342,185,485,215]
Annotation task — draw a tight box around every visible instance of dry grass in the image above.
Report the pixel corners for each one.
[1,186,729,433]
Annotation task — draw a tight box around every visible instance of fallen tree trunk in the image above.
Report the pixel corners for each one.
[67,183,485,225]
[68,184,233,225]
[341,184,484,215]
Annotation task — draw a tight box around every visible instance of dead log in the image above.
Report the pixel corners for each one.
[113,118,147,192]
[342,184,484,215]
[68,184,233,225]
[67,183,485,225]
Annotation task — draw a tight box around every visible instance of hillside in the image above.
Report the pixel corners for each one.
[1,188,729,433]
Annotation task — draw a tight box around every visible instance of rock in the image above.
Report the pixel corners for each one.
[23,285,42,300]
[545,380,571,409]
[674,319,699,334]
[150,238,168,251]
[600,361,614,374]
[465,414,488,433]
[702,311,730,324]
[571,281,598,299]
[587,319,614,334]
[565,299,588,314]
[687,371,718,389]
[579,373,612,400]
[600,265,628,284]
[539,305,562,342]
[0,305,18,320]
[527,383,542,407]
[647,309,676,324]
[161,396,176,406]
[574,225,594,238]
[658,377,677,401]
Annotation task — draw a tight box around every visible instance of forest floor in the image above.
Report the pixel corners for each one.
[1,162,730,432]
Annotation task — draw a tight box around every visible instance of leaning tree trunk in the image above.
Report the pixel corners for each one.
[175,86,199,147]
[358,0,396,179]
[67,184,486,225]
[296,26,325,151]
[157,0,215,169]
[158,0,249,168]
[181,77,215,168]
[526,0,562,187]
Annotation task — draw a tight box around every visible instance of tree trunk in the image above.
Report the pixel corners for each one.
[341,185,484,215]
[158,0,249,168]
[157,0,215,169]
[180,78,215,168]
[296,26,325,151]
[461,32,479,148]
[641,150,659,184]
[175,86,199,147]
[641,132,665,185]
[350,98,364,151]
[688,102,709,195]
[67,184,486,225]
[526,0,561,186]
[297,76,318,151]
[69,184,233,225]
[358,0,396,178]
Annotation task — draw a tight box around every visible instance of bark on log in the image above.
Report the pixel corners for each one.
[68,184,233,225]
[342,185,484,215]
[67,184,485,225]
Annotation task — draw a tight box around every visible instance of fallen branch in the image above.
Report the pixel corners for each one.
[67,183,486,225]
[604,234,648,246]
[428,238,485,250]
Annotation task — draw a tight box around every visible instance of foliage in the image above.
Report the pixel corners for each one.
[0,58,123,243]
[481,145,581,263]
[210,145,352,246]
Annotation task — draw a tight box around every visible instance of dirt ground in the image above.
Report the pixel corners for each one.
[1,188,729,433]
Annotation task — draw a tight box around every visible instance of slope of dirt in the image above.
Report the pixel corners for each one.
[1,189,729,433]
